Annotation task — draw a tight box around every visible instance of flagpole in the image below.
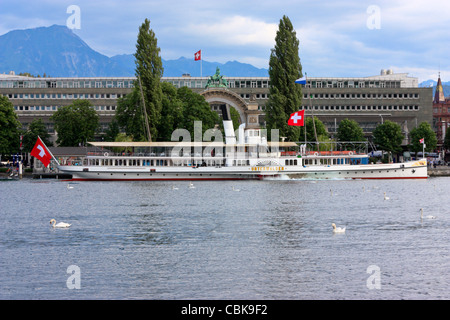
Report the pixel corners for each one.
[305,72,319,151]
[422,138,425,158]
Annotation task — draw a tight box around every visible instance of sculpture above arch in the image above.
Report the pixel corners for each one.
[201,88,261,128]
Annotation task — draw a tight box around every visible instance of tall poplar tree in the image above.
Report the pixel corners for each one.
[134,18,163,141]
[266,15,303,142]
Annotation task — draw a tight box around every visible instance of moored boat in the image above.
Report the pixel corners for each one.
[55,119,427,181]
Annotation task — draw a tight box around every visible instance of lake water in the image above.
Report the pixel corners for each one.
[0,176,449,300]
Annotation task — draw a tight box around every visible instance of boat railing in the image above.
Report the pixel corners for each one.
[86,151,227,158]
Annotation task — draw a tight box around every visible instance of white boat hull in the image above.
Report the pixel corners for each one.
[58,159,427,181]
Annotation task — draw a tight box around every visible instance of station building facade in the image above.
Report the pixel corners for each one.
[0,69,432,145]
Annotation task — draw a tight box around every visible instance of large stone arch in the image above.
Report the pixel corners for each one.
[201,88,261,128]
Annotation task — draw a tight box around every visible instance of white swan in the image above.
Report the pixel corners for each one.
[188,182,195,189]
[232,186,240,192]
[172,185,179,190]
[50,219,71,228]
[420,208,436,219]
[384,192,389,200]
[332,223,346,234]
[67,184,74,189]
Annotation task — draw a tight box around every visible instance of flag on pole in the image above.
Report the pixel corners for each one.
[295,76,306,85]
[194,50,201,61]
[419,138,424,144]
[288,110,305,126]
[30,137,52,167]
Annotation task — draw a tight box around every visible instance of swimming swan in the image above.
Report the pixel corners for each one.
[420,208,435,219]
[332,223,346,233]
[188,182,195,189]
[172,186,179,190]
[232,186,240,192]
[384,192,390,200]
[67,184,74,189]
[50,219,71,228]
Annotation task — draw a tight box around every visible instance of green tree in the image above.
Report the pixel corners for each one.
[409,122,437,153]
[104,118,120,142]
[266,15,303,142]
[337,119,365,142]
[372,120,404,161]
[115,89,146,141]
[157,82,184,141]
[134,18,164,141]
[177,86,219,139]
[299,116,328,143]
[113,133,133,154]
[444,126,450,150]
[22,118,52,152]
[230,107,241,131]
[0,95,21,155]
[51,99,99,146]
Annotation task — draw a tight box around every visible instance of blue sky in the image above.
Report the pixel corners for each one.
[1,0,449,82]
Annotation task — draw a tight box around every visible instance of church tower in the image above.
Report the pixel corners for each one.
[434,73,445,103]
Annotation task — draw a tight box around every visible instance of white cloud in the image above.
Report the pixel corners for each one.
[2,0,450,80]
[184,15,277,47]
[389,66,447,83]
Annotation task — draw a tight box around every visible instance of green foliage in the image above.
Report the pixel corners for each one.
[113,133,133,154]
[337,119,365,142]
[372,120,404,157]
[176,86,219,140]
[299,117,328,142]
[158,82,184,141]
[134,18,164,141]
[51,99,99,146]
[444,127,450,150]
[0,95,21,155]
[22,118,52,152]
[266,15,303,142]
[115,82,219,141]
[115,89,147,141]
[409,122,437,153]
[104,118,120,142]
[230,107,241,131]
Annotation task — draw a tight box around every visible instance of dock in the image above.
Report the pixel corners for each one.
[428,166,450,177]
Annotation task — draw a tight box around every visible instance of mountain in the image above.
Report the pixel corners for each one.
[419,79,450,99]
[0,25,268,78]
[0,25,131,77]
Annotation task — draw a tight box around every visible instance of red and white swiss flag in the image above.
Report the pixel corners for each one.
[194,50,201,61]
[288,110,305,126]
[30,137,52,167]
[419,138,424,144]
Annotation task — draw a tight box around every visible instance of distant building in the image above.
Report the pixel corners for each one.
[1,69,432,145]
[432,74,450,147]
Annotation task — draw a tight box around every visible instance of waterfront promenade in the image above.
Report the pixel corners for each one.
[1,166,450,179]
[428,165,450,177]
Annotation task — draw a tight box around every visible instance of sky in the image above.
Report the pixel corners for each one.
[1,0,449,83]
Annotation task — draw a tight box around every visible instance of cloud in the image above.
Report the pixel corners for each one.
[1,0,450,81]
[185,15,277,47]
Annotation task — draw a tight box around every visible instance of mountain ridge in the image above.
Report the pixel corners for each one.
[0,24,446,91]
[0,25,269,78]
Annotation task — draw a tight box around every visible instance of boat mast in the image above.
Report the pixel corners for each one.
[137,75,152,142]
[305,72,319,151]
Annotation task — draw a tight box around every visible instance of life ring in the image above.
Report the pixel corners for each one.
[104,152,109,157]
[349,151,354,155]
[314,152,319,156]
